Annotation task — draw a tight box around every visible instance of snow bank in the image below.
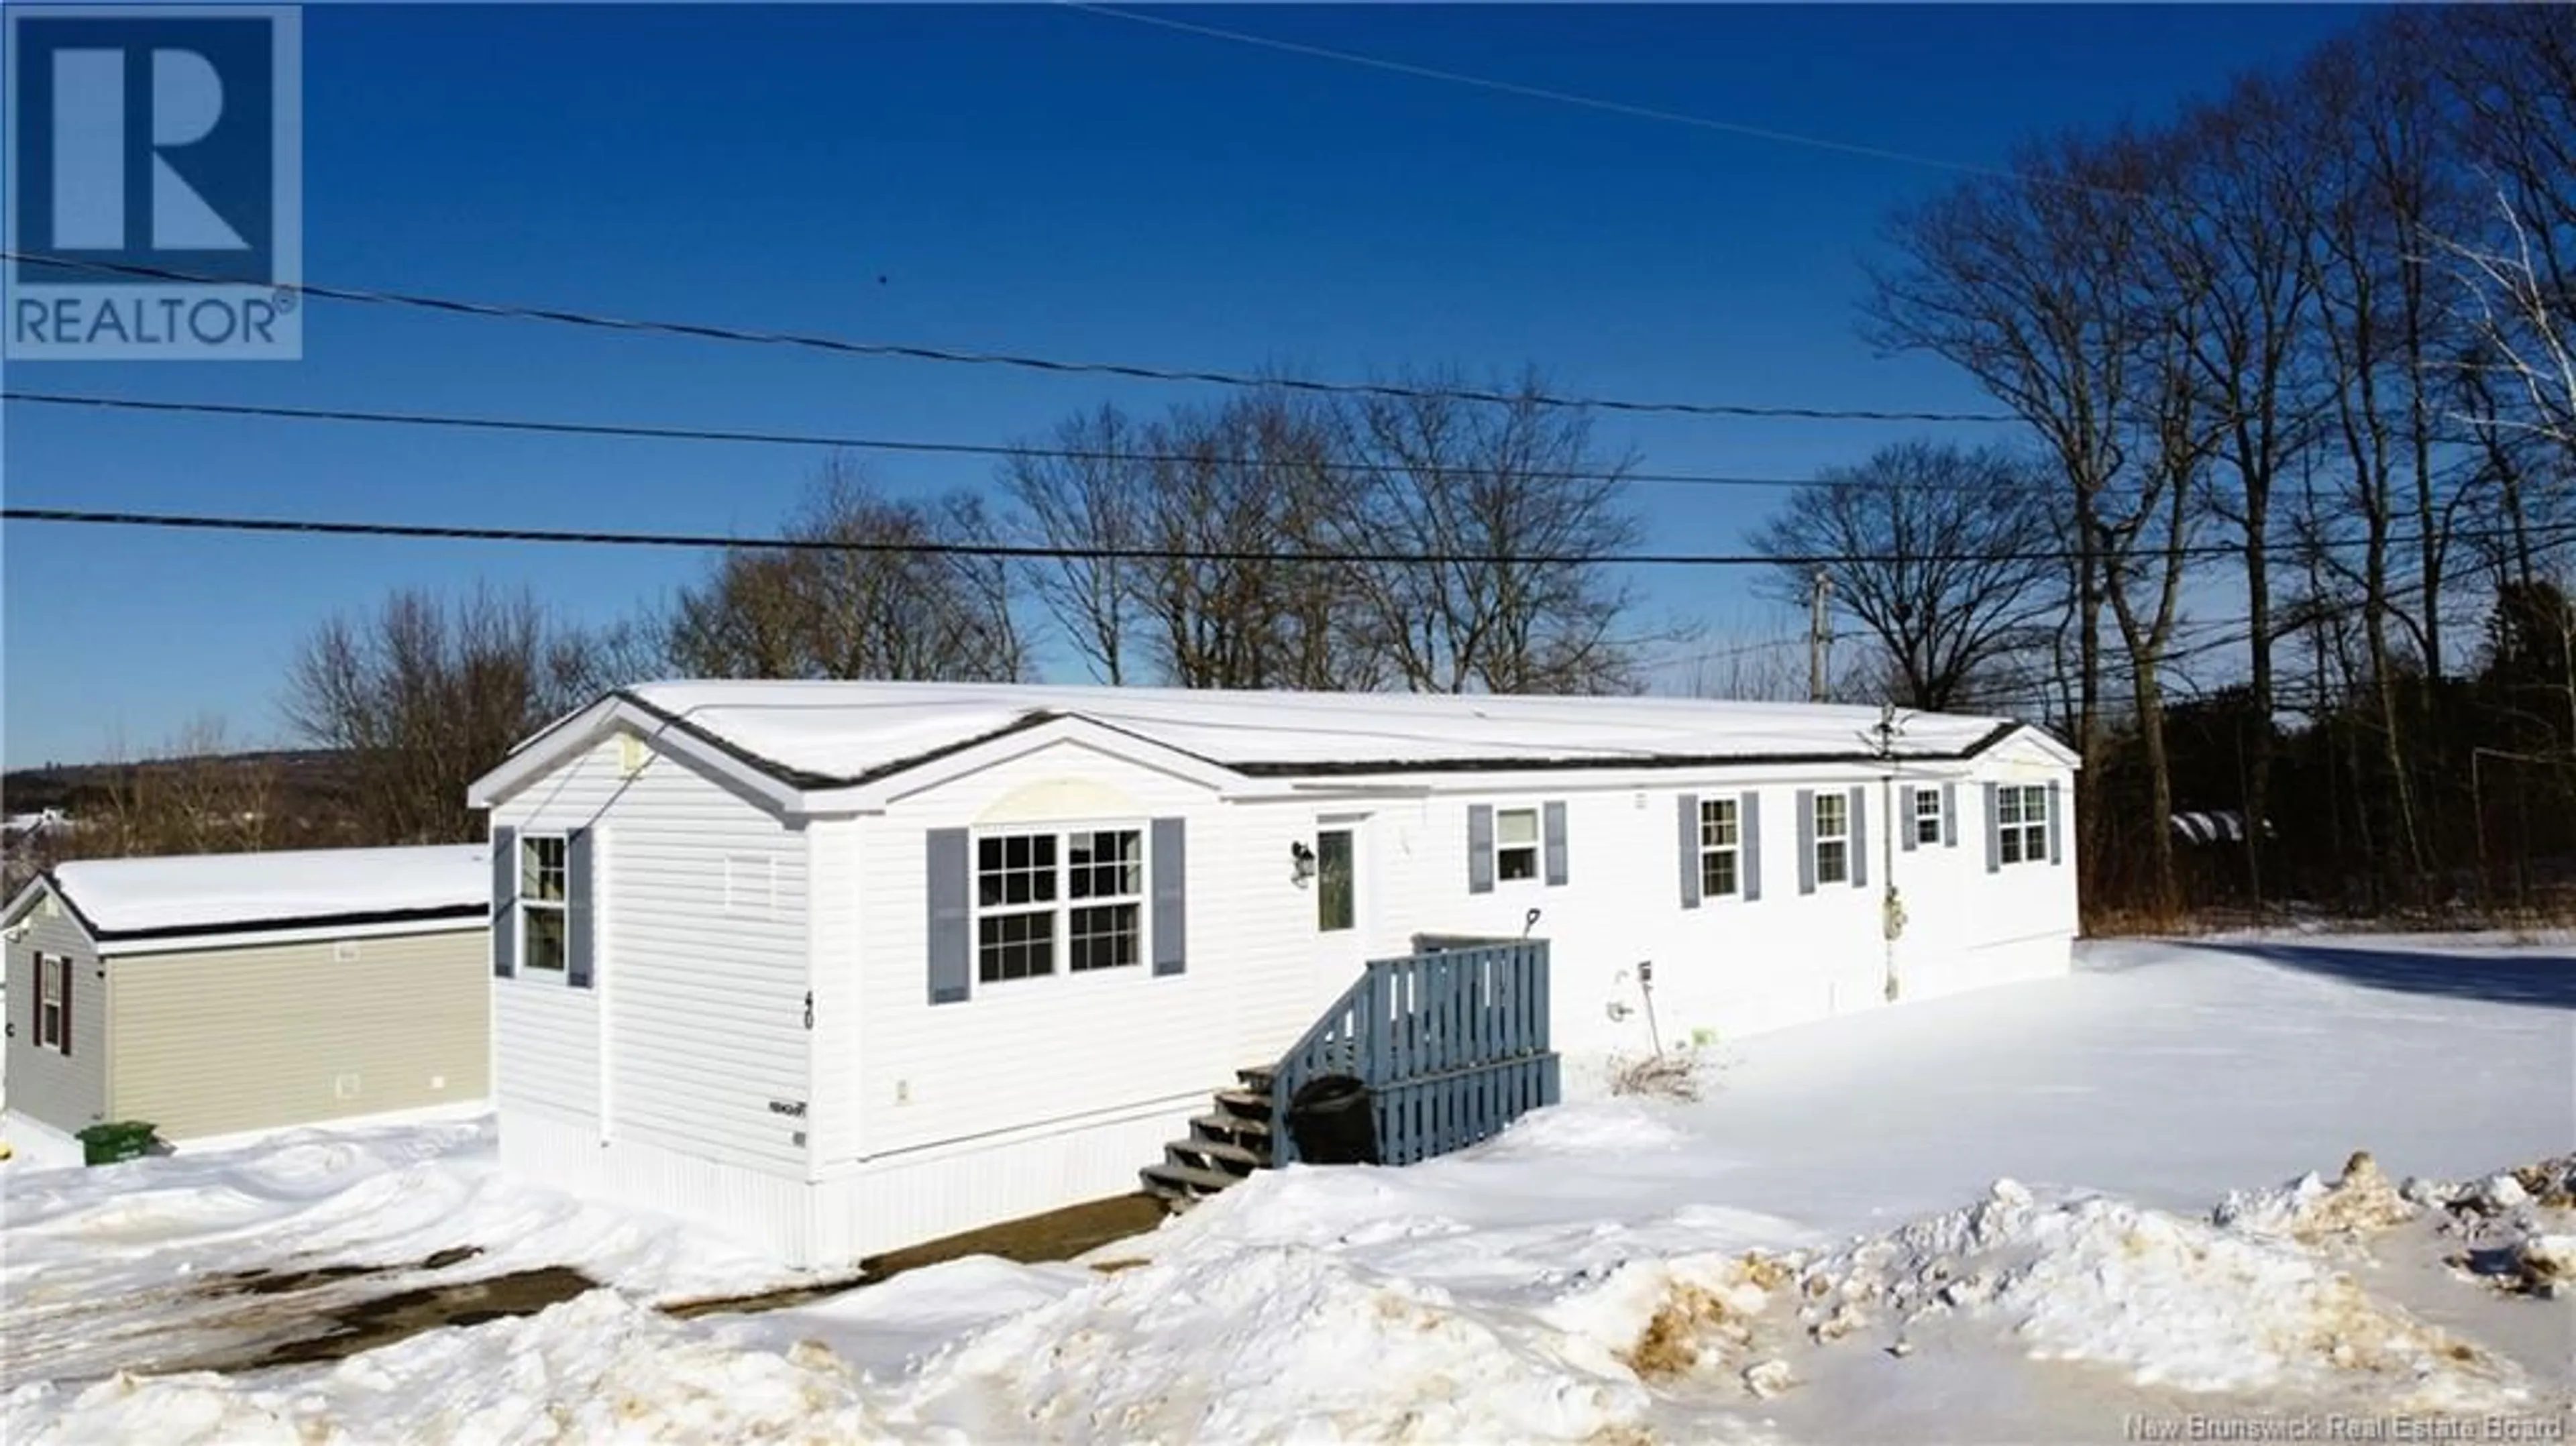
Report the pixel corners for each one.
[1800,1178,2532,1411]
[10,1290,897,1446]
[1,1117,808,1392]
[906,1243,1652,1444]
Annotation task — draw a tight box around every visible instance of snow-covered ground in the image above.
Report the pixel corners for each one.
[5,936,2570,1444]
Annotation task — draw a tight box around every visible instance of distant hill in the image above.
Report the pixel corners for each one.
[3,750,362,816]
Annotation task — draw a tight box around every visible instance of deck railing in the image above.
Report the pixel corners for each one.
[1271,937,1560,1166]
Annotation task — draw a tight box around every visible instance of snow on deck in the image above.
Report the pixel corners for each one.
[46,844,488,936]
[623,679,2021,783]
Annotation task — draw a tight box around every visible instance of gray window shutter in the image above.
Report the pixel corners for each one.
[1899,786,1918,853]
[491,826,519,979]
[1152,816,1187,976]
[1984,782,2002,874]
[926,828,971,1005]
[566,828,596,991]
[1467,805,1495,895]
[1676,795,1701,909]
[2048,780,2065,866]
[1849,785,1870,888]
[1942,782,1960,848]
[1740,791,1763,901]
[1796,789,1817,895]
[1542,801,1569,887]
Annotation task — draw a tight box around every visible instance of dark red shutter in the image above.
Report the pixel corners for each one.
[25,952,38,1046]
[58,956,72,1056]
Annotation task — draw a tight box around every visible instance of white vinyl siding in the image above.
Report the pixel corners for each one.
[841,741,1234,1168]
[492,734,811,1174]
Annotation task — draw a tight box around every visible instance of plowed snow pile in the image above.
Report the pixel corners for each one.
[1799,1176,2529,1410]
[903,1241,1658,1445]
[11,1291,894,1446]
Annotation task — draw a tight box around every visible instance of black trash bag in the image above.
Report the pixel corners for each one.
[1285,1074,1379,1166]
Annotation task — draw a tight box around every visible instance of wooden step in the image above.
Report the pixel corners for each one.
[1212,1089,1273,1119]
[1166,1137,1263,1173]
[1140,1160,1242,1202]
[1236,1064,1278,1093]
[1191,1111,1271,1140]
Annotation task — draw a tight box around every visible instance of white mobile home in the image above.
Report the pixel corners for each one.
[1,846,492,1168]
[470,681,2078,1266]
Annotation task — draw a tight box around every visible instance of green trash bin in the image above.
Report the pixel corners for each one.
[76,1121,159,1166]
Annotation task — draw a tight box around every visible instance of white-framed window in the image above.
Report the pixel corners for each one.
[1495,808,1542,882]
[1698,797,1740,899]
[1998,785,2050,865]
[520,834,569,973]
[36,953,64,1052]
[1316,827,1356,932]
[1914,787,1945,847]
[1813,792,1851,886]
[975,826,1145,984]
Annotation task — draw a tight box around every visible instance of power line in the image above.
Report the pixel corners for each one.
[0,252,2021,426]
[0,391,1903,494]
[1061,3,2151,205]
[9,504,2572,570]
[0,507,1949,566]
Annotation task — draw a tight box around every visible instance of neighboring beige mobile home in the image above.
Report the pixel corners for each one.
[1,846,490,1168]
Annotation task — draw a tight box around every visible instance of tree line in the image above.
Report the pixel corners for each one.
[1800,7,2576,920]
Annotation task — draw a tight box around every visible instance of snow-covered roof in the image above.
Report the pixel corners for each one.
[30,844,488,942]
[612,680,2033,787]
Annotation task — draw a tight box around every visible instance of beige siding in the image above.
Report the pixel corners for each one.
[4,885,108,1133]
[107,928,489,1141]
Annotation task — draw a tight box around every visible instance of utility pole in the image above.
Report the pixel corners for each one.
[1808,570,1833,704]
[1870,702,1908,1003]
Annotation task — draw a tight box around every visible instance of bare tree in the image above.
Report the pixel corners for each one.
[667,457,1026,683]
[284,586,621,844]
[2436,5,2576,467]
[2152,71,2322,905]
[1004,406,1146,684]
[2441,189,2576,468]
[1753,441,2060,712]
[1334,370,1661,695]
[1132,390,1377,690]
[1866,129,2166,900]
[78,718,283,859]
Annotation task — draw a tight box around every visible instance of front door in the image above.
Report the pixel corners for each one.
[1311,814,1372,1002]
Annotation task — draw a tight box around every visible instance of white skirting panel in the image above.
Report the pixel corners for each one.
[806,1096,1199,1265]
[1907,933,2074,1001]
[1,1112,89,1170]
[498,1107,817,1264]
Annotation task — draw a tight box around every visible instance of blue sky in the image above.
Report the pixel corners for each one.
[1,3,2367,768]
